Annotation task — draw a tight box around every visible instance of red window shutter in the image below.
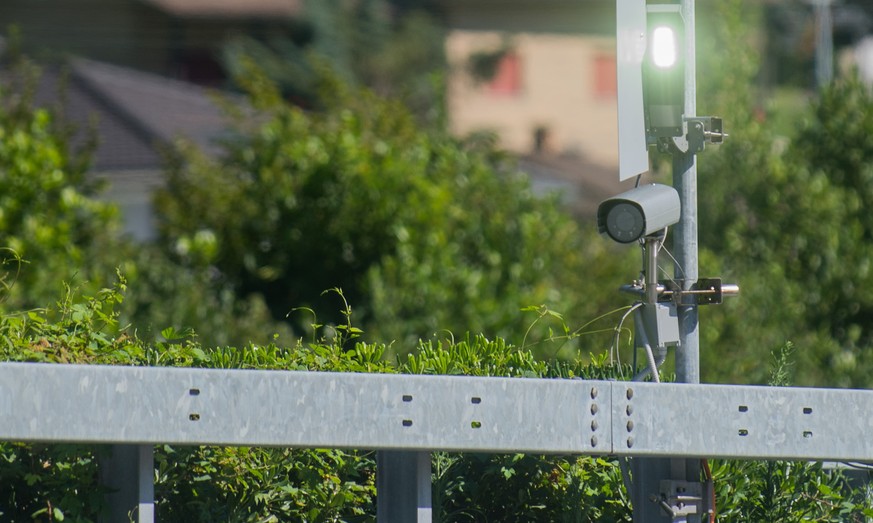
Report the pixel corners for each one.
[594,54,617,98]
[489,52,522,95]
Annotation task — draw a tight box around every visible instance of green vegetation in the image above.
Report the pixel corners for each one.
[0,58,117,311]
[0,54,291,350]
[155,66,629,356]
[0,286,869,521]
[221,0,446,125]
[693,0,873,387]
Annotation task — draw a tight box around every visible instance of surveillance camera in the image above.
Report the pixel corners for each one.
[597,183,680,243]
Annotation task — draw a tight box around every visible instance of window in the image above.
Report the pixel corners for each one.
[593,53,617,98]
[488,51,522,95]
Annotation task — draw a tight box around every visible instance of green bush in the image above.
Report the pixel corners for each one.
[0,286,870,522]
[0,54,293,351]
[694,0,873,387]
[117,245,295,350]
[221,0,447,126]
[155,67,629,357]
[697,65,873,387]
[0,58,118,311]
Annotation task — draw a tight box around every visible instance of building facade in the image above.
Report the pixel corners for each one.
[443,0,620,170]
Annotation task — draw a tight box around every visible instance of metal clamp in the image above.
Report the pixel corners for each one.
[619,278,739,306]
[685,116,727,153]
[655,480,703,520]
[662,278,739,306]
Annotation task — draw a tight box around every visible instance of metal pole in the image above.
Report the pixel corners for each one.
[376,451,432,523]
[99,444,154,523]
[674,0,699,386]
[670,0,705,518]
[632,1,701,521]
[812,0,834,88]
[645,237,661,305]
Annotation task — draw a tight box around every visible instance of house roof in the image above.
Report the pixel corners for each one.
[33,58,232,172]
[138,0,303,19]
[519,153,643,218]
[27,59,624,219]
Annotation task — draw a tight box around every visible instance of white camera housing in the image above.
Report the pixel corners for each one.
[597,183,681,243]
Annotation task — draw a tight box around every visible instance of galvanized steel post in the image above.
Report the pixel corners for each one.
[99,444,154,523]
[673,0,698,386]
[377,451,432,523]
[632,0,702,521]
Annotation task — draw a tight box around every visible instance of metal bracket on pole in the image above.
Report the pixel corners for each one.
[663,116,726,155]
[657,480,703,521]
[662,278,739,306]
[685,116,726,153]
[621,278,739,307]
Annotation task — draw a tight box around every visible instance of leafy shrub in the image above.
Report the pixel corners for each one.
[0,286,870,522]
[712,459,873,522]
[694,0,873,387]
[0,53,294,351]
[155,67,626,356]
[117,245,295,350]
[0,58,118,311]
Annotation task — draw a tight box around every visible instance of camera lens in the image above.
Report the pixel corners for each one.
[606,202,645,243]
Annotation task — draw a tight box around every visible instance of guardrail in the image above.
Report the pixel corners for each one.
[3,362,872,521]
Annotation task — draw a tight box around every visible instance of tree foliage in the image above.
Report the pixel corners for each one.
[221,0,446,125]
[0,55,290,350]
[694,0,873,387]
[0,58,118,310]
[156,67,627,355]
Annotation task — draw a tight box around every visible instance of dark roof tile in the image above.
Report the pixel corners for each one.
[26,58,235,172]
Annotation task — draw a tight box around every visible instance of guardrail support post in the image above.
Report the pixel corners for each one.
[99,444,154,523]
[376,450,432,522]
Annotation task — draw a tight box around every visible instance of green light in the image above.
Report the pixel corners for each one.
[643,6,685,138]
[651,26,677,68]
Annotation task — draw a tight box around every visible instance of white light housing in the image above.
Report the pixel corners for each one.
[651,26,677,68]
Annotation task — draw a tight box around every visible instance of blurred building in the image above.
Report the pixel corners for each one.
[441,0,632,215]
[1,0,302,85]
[31,59,232,240]
[855,36,873,85]
[4,0,635,228]
[1,0,300,240]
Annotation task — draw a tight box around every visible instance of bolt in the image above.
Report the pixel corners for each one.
[590,387,598,399]
[627,420,634,432]
[591,420,599,432]
[627,388,634,400]
[627,437,634,448]
[626,405,634,416]
[591,436,598,447]
[590,403,599,415]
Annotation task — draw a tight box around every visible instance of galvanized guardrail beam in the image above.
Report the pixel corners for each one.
[3,362,873,523]
[2,362,873,461]
[0,362,595,453]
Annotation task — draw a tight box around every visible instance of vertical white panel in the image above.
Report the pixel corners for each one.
[616,0,649,180]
